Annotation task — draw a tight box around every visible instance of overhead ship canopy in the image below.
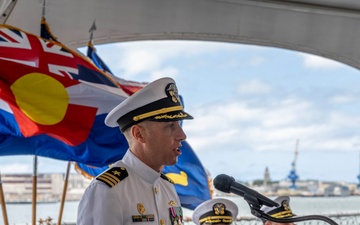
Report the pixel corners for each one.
[2,0,360,69]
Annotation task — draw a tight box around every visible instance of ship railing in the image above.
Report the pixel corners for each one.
[182,211,360,225]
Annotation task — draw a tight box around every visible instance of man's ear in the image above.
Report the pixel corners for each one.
[131,124,145,143]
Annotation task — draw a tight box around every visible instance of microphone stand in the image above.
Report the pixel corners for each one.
[242,193,339,225]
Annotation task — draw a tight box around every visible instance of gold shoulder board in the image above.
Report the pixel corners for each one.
[96,167,128,187]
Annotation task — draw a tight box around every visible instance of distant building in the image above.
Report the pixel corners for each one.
[263,166,270,191]
[1,173,91,202]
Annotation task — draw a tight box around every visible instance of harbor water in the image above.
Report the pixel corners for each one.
[2,196,360,225]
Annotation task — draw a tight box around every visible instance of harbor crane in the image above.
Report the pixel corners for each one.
[287,139,299,189]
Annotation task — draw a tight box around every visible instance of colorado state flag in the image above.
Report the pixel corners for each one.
[0,24,131,166]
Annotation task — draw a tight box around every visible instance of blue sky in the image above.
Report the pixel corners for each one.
[1,40,360,183]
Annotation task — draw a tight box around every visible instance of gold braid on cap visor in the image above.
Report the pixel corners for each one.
[133,106,184,121]
[199,216,233,224]
[270,210,295,219]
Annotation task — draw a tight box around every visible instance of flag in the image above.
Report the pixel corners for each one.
[74,162,112,180]
[0,24,133,166]
[40,17,59,43]
[112,76,148,96]
[86,41,148,95]
[162,141,212,210]
[87,41,114,75]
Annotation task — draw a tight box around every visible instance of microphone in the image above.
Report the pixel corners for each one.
[213,174,279,208]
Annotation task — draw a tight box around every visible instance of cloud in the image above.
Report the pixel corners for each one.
[107,41,244,79]
[328,93,358,104]
[1,162,30,173]
[184,80,360,158]
[247,56,266,66]
[236,79,272,95]
[150,66,179,80]
[299,53,345,70]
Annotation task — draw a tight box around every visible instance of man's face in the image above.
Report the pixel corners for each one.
[142,120,186,167]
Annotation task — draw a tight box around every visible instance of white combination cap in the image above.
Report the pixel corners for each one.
[260,196,296,222]
[192,198,238,225]
[105,77,193,131]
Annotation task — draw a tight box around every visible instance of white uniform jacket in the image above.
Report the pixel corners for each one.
[77,150,182,225]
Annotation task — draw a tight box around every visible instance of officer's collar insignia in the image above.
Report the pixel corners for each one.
[165,83,180,103]
[160,173,174,184]
[137,203,146,215]
[96,167,128,188]
[168,200,176,206]
[213,203,226,215]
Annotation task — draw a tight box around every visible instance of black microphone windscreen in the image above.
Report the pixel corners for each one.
[213,174,235,193]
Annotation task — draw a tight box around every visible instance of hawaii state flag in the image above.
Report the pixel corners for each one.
[0,24,132,166]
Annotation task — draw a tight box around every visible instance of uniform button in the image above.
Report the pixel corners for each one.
[160,219,165,225]
[155,187,159,194]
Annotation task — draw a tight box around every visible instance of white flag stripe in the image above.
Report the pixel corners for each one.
[39,38,73,57]
[48,64,78,78]
[0,57,36,67]
[0,27,30,49]
[0,99,11,113]
[67,82,128,115]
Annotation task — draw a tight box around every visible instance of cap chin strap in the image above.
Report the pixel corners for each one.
[270,210,295,218]
[133,106,183,121]
[199,216,233,225]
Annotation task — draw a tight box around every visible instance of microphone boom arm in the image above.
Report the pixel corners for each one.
[213,174,339,225]
[258,212,339,225]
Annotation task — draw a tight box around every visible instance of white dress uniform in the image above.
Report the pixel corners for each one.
[77,150,183,225]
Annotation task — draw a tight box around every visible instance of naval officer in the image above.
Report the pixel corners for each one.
[192,198,239,225]
[77,77,193,225]
[260,196,296,225]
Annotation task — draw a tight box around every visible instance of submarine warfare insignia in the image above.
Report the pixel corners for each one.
[137,203,146,215]
[96,167,128,187]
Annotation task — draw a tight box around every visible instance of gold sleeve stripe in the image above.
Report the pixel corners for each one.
[97,176,115,187]
[102,173,121,183]
[96,167,128,188]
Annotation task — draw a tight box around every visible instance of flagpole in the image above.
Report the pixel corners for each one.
[0,171,9,225]
[32,156,38,225]
[57,161,71,225]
